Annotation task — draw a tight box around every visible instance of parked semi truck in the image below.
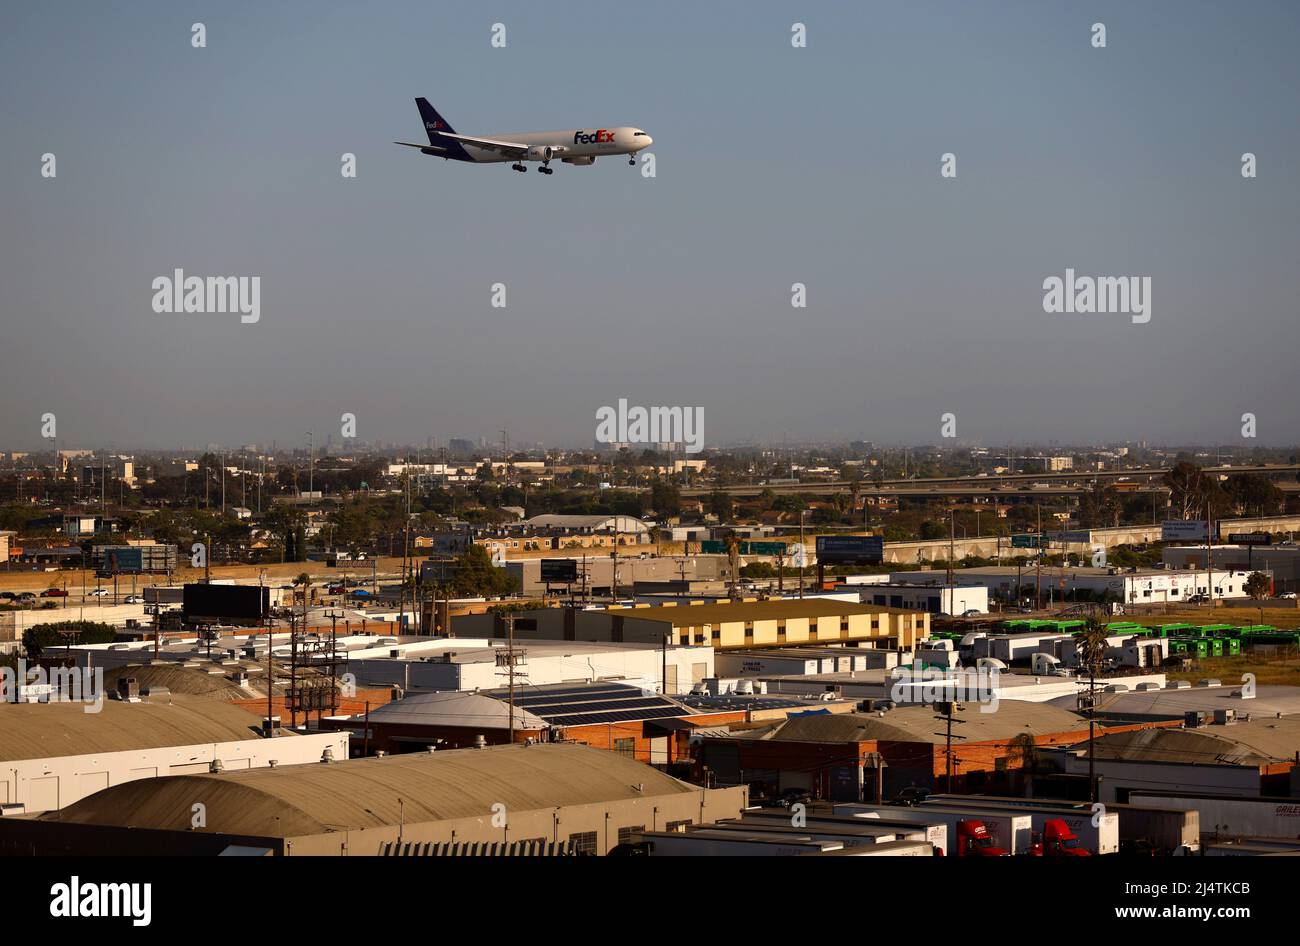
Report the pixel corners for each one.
[834,803,1029,856]
[739,810,949,852]
[926,793,1197,854]
[918,797,1115,855]
[625,830,847,856]
[712,816,930,849]
[1128,791,1300,841]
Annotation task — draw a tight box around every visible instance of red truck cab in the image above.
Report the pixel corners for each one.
[1032,818,1091,856]
[956,820,1010,857]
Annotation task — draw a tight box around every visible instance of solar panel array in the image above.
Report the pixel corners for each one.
[485,683,691,726]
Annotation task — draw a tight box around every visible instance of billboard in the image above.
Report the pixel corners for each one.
[1011,534,1045,549]
[1162,520,1209,542]
[182,583,269,624]
[814,535,884,565]
[1228,532,1272,546]
[540,558,579,583]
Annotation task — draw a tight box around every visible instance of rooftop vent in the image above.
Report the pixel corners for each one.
[1195,679,1222,688]
[1167,680,1191,689]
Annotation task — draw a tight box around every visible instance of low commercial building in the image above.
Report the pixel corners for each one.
[1061,713,1300,801]
[333,681,746,765]
[450,598,929,650]
[698,700,1096,799]
[944,565,1259,605]
[344,636,715,695]
[854,582,989,615]
[1164,544,1300,594]
[0,697,346,815]
[0,742,749,855]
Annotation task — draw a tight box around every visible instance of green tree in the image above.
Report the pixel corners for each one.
[450,544,519,598]
[23,621,117,658]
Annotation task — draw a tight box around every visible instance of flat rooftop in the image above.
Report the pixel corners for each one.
[609,599,922,626]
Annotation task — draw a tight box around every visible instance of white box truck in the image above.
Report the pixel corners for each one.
[919,797,1118,855]
[834,803,1031,856]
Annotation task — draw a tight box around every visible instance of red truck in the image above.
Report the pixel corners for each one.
[1032,819,1091,856]
[955,820,1010,857]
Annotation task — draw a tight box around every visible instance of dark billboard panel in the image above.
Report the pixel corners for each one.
[815,535,884,565]
[540,559,579,583]
[182,583,269,623]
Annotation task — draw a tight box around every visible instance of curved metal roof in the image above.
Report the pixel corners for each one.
[45,742,695,836]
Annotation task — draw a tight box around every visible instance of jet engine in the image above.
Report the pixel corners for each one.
[527,145,567,162]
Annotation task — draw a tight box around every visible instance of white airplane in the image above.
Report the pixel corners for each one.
[395,98,653,174]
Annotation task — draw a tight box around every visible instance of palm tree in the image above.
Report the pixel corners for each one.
[1006,732,1040,798]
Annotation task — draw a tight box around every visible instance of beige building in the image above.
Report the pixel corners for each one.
[0,743,748,855]
[0,697,346,815]
[455,598,929,651]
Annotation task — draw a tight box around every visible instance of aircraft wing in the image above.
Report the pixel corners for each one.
[393,140,447,152]
[428,131,533,157]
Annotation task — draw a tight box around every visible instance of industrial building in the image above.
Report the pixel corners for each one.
[344,636,715,695]
[503,553,725,596]
[698,700,1096,800]
[1164,544,1300,594]
[328,681,748,764]
[944,565,1259,605]
[1061,713,1300,802]
[853,581,989,615]
[0,697,346,815]
[0,743,749,856]
[450,599,928,651]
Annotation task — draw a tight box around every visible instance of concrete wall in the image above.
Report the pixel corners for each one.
[0,731,348,815]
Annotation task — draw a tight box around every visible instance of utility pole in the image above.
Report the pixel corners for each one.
[507,612,516,743]
[307,430,314,496]
[1034,505,1043,611]
[947,506,956,586]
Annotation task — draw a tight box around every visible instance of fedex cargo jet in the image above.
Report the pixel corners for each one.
[395,98,652,174]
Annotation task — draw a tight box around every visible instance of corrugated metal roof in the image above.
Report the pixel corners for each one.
[757,700,1085,745]
[45,742,696,836]
[1077,717,1300,765]
[0,697,266,762]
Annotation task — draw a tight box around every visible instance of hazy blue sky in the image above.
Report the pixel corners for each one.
[3,1,1298,451]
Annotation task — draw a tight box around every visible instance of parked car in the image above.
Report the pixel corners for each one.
[88,588,109,597]
[889,786,931,807]
[40,588,68,597]
[124,595,144,604]
[774,788,812,809]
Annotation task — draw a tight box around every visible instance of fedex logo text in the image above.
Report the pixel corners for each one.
[574,129,615,144]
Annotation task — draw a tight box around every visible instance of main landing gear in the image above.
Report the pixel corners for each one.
[537,164,553,174]
[511,163,526,172]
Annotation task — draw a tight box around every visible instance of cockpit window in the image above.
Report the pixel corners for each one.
[634,132,647,136]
